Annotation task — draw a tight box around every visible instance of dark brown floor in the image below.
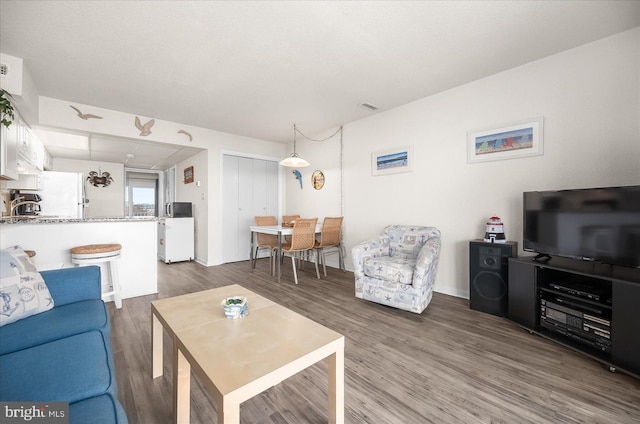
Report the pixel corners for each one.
[109,259,640,423]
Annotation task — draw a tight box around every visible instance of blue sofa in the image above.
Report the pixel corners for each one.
[0,266,128,424]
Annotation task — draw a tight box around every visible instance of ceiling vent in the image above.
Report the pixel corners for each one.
[358,102,379,112]
[0,64,7,76]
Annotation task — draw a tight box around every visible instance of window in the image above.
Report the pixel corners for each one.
[125,172,160,217]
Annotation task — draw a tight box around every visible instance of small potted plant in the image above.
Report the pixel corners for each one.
[221,296,249,319]
[0,88,15,128]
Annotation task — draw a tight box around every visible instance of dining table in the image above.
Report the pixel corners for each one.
[249,224,321,283]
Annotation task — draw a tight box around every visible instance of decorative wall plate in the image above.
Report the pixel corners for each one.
[312,170,325,190]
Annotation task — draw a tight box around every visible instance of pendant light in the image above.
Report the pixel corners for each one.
[279,124,310,167]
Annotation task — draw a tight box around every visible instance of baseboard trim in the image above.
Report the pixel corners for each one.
[435,285,469,299]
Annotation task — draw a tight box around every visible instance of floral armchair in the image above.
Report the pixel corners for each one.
[352,225,441,314]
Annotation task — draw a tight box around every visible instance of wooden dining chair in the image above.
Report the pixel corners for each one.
[314,217,345,277]
[254,216,279,275]
[282,215,300,227]
[281,217,319,284]
[282,214,300,244]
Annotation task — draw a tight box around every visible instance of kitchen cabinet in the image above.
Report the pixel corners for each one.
[0,121,19,180]
[30,132,45,171]
[16,119,44,172]
[16,117,30,161]
[2,172,42,190]
[42,148,53,171]
[0,105,45,180]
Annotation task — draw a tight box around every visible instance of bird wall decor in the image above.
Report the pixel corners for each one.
[69,105,103,120]
[87,170,114,187]
[135,116,155,136]
[177,129,193,142]
[292,170,303,189]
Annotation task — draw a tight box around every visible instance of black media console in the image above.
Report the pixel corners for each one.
[508,256,640,378]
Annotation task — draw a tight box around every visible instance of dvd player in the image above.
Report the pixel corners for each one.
[548,281,607,302]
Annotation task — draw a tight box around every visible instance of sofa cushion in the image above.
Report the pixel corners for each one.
[0,246,54,327]
[0,299,109,355]
[0,331,115,403]
[41,266,101,307]
[70,394,128,424]
[363,256,416,285]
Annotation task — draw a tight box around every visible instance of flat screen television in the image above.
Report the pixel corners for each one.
[523,186,640,268]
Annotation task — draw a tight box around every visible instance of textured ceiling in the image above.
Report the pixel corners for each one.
[1,1,639,144]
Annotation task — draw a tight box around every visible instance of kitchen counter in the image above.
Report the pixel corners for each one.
[0,216,158,224]
[0,218,158,302]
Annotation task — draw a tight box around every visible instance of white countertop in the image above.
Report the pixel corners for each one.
[0,216,158,224]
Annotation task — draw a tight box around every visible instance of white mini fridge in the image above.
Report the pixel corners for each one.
[158,217,194,263]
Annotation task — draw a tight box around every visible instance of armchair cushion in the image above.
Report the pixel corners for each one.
[363,256,416,285]
[387,226,426,259]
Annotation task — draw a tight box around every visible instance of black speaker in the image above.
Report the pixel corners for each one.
[469,240,517,317]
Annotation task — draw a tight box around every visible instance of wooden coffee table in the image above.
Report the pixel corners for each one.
[151,284,345,423]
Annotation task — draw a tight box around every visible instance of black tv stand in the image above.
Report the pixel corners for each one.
[508,256,640,378]
[532,253,551,262]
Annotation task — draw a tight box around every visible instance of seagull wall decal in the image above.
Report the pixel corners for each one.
[177,129,193,142]
[135,116,155,136]
[69,105,103,120]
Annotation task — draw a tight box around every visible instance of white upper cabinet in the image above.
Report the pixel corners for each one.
[0,121,19,180]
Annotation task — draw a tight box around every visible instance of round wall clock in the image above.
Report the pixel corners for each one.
[311,170,325,190]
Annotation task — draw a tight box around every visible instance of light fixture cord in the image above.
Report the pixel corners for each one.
[293,124,297,154]
[294,125,343,142]
[293,124,345,251]
[340,126,344,218]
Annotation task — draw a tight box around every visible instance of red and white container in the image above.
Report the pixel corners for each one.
[484,216,506,243]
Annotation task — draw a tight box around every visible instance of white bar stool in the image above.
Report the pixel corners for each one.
[71,243,123,309]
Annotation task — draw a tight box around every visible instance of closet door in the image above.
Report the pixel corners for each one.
[222,156,240,263]
[265,160,278,217]
[237,157,255,262]
[222,155,279,263]
[252,159,267,217]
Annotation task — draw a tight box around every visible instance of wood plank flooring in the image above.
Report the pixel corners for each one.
[109,259,640,423]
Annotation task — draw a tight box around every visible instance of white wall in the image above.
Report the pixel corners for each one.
[176,149,208,264]
[287,27,640,298]
[53,158,125,218]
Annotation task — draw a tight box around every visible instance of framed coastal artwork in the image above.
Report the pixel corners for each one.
[371,146,414,176]
[467,117,544,163]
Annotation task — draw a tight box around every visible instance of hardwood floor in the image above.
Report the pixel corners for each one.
[109,259,640,423]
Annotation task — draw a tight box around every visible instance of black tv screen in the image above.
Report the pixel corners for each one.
[523,186,640,268]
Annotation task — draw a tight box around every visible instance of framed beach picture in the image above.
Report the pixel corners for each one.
[371,146,414,176]
[467,117,544,163]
